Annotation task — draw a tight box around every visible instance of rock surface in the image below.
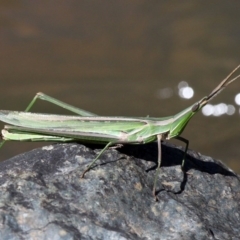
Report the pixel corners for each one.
[0,142,239,240]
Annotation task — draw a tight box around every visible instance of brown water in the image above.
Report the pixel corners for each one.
[1,1,240,172]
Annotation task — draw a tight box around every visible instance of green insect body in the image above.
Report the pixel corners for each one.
[0,66,240,200]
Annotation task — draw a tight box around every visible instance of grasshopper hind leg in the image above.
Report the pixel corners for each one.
[25,92,97,116]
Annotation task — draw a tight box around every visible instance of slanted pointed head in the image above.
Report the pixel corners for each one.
[168,64,240,139]
[168,96,208,139]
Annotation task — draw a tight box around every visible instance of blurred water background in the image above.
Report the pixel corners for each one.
[1,1,240,172]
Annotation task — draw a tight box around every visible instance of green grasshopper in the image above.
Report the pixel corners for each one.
[0,66,240,199]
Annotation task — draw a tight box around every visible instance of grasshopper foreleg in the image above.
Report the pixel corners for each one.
[175,136,189,170]
[152,134,162,201]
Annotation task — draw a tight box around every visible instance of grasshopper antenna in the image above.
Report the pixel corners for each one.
[207,65,240,102]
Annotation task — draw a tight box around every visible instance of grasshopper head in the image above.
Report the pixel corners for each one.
[191,96,208,112]
[168,96,208,139]
[168,65,240,139]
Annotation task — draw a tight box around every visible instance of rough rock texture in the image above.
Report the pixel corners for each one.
[0,142,239,240]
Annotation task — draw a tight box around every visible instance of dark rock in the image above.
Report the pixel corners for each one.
[0,142,239,240]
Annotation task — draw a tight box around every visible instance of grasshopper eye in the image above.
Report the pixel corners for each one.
[192,103,199,112]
